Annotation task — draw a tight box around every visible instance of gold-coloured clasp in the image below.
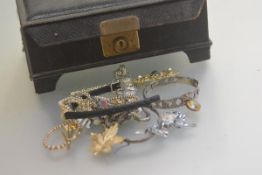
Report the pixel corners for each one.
[100,16,140,57]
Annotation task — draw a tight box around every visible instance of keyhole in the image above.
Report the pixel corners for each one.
[119,40,125,48]
[114,37,129,53]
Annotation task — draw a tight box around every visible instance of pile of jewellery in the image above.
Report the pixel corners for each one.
[43,65,201,155]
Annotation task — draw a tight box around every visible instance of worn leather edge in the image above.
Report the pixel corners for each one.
[27,0,173,22]
[25,0,206,47]
[18,0,179,25]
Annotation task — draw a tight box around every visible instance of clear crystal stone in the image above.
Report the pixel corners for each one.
[148,111,196,137]
[147,124,169,138]
[160,112,177,128]
[173,111,196,128]
[158,111,196,128]
[116,82,137,96]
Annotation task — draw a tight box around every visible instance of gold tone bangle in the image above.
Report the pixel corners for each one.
[110,95,139,105]
[132,68,177,87]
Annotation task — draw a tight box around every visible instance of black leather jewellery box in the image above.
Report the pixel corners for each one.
[16,0,212,93]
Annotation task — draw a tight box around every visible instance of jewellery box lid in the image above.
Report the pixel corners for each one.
[17,0,206,47]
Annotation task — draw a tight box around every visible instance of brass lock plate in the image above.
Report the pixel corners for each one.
[100,16,140,58]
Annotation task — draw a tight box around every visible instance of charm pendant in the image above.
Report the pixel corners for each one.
[186,100,201,112]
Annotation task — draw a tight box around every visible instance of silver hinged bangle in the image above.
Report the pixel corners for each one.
[143,76,201,111]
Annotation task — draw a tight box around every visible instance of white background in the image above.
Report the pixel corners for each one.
[0,0,262,174]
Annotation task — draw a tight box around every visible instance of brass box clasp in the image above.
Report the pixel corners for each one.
[100,16,140,58]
